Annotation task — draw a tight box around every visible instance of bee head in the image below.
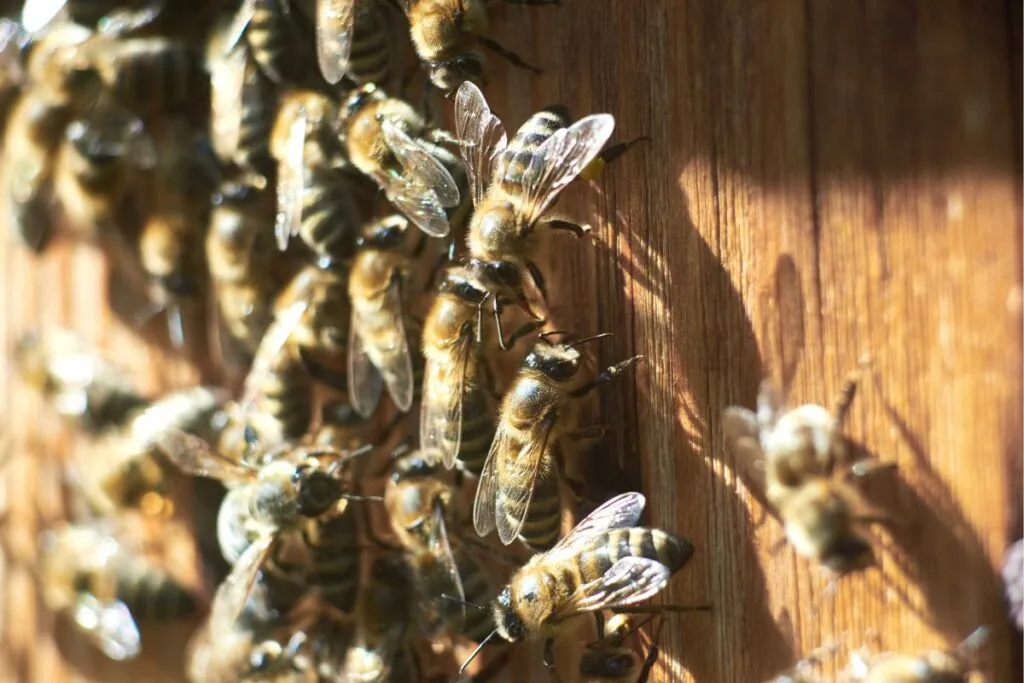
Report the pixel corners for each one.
[525,341,582,381]
[493,586,527,642]
[292,461,343,517]
[427,56,486,97]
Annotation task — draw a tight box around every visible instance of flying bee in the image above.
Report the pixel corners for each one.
[722,368,896,575]
[39,521,198,661]
[846,627,989,683]
[454,81,618,313]
[347,214,432,417]
[341,83,465,238]
[473,333,641,550]
[271,88,361,260]
[207,175,279,355]
[14,327,148,432]
[420,263,544,474]
[460,492,695,674]
[578,614,665,683]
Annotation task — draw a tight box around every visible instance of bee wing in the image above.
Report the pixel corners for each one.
[316,0,356,85]
[380,120,458,237]
[72,595,142,661]
[209,534,277,637]
[553,491,647,552]
[519,114,616,226]
[210,46,247,161]
[419,330,473,469]
[241,299,308,411]
[722,406,769,495]
[562,557,671,615]
[347,305,384,419]
[223,0,256,55]
[454,81,508,206]
[429,501,466,632]
[274,108,307,251]
[154,428,254,483]
[354,272,415,413]
[491,410,557,545]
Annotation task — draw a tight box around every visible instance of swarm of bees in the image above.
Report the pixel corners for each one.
[0,1,996,682]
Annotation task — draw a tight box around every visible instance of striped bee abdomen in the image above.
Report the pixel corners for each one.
[575,528,694,583]
[302,513,361,612]
[496,107,571,190]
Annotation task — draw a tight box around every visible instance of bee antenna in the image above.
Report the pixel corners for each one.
[441,594,486,611]
[459,629,498,674]
[567,332,613,348]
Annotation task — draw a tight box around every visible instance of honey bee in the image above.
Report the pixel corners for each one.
[188,624,316,683]
[206,175,279,355]
[39,521,198,661]
[473,333,640,550]
[420,263,543,474]
[722,370,896,574]
[348,214,433,417]
[454,81,616,312]
[578,614,664,683]
[460,492,694,674]
[313,0,396,86]
[14,327,148,433]
[341,83,465,238]
[271,88,361,260]
[846,627,988,683]
[227,0,324,90]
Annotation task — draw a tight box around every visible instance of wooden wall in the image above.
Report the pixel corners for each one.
[1,1,1021,682]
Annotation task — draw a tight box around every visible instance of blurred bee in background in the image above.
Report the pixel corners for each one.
[420,263,543,475]
[454,81,616,314]
[38,520,199,661]
[845,627,988,683]
[206,174,280,357]
[341,83,466,238]
[722,368,896,575]
[473,333,640,550]
[271,88,362,262]
[348,213,431,418]
[14,327,148,433]
[578,614,664,683]
[313,0,397,87]
[461,492,695,674]
[316,0,550,96]
[226,0,327,91]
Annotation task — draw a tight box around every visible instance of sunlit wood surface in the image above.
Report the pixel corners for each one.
[1,1,1022,682]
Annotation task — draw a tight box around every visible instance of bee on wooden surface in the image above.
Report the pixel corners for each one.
[14,327,148,433]
[846,627,988,683]
[206,175,280,356]
[722,369,896,575]
[271,88,361,261]
[313,0,397,86]
[348,214,433,417]
[420,263,543,474]
[39,521,199,661]
[341,83,466,238]
[473,333,640,550]
[578,614,664,683]
[454,81,617,313]
[385,449,496,642]
[460,492,695,674]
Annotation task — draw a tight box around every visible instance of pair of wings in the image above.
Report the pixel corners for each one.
[540,492,676,616]
[454,81,616,219]
[348,269,415,418]
[419,325,476,469]
[473,407,558,545]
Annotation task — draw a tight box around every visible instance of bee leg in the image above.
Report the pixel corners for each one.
[847,458,898,479]
[542,637,559,678]
[636,618,666,683]
[497,315,546,352]
[833,355,871,428]
[544,219,591,239]
[477,37,542,74]
[570,356,643,398]
[599,136,652,165]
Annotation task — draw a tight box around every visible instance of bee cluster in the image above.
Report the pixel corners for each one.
[0,1,995,683]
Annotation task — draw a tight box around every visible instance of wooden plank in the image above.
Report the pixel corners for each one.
[1,1,1020,682]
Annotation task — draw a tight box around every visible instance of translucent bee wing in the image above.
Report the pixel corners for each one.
[21,0,67,34]
[316,0,356,85]
[347,304,384,419]
[385,175,451,238]
[471,437,500,538]
[563,557,671,615]
[210,45,247,161]
[275,109,307,251]
[382,120,460,206]
[722,406,767,484]
[240,299,308,416]
[209,535,276,638]
[419,330,473,469]
[553,491,647,552]
[423,503,466,634]
[519,114,616,226]
[757,379,784,429]
[72,595,142,661]
[454,81,508,206]
[491,411,556,546]
[351,272,414,415]
[153,428,254,483]
[223,0,256,55]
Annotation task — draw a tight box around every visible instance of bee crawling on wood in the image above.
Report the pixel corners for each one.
[722,364,897,575]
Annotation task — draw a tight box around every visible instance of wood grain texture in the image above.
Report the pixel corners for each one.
[0,1,1021,682]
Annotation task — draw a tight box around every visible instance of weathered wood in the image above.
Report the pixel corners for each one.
[1,1,1021,682]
